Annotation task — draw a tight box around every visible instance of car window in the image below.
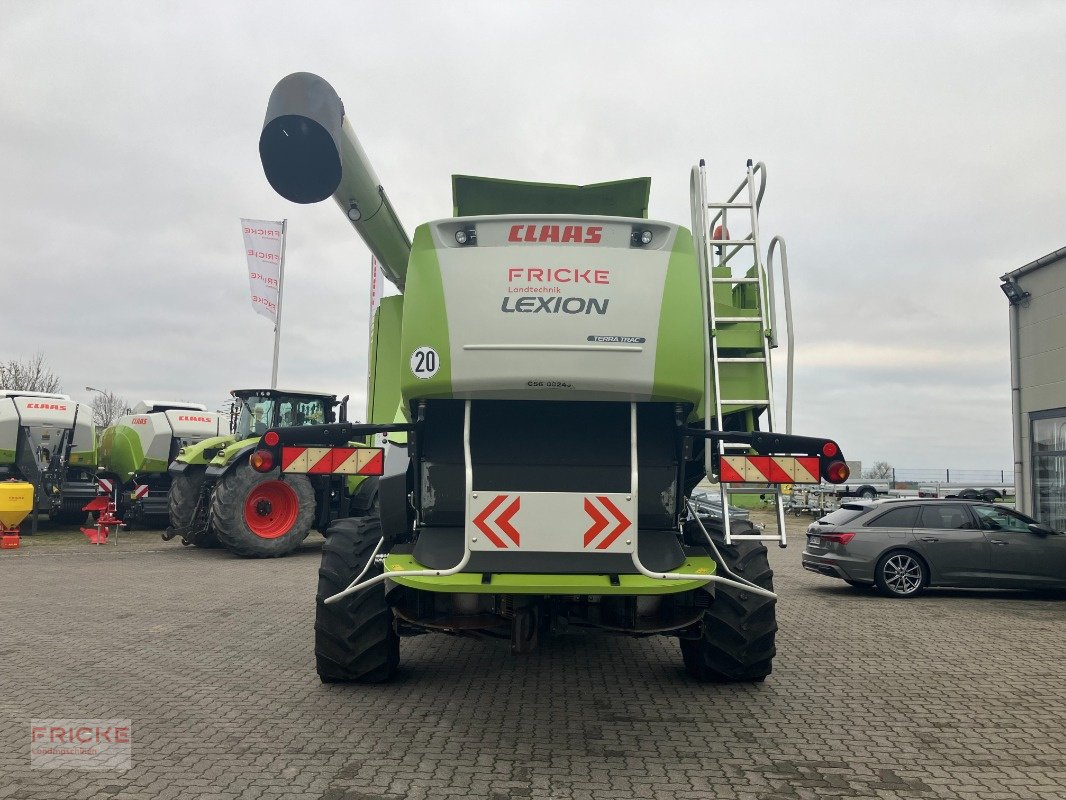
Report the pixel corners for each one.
[817,507,866,526]
[865,506,919,528]
[971,505,1033,533]
[916,504,976,530]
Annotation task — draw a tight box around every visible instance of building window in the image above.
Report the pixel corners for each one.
[1031,408,1066,531]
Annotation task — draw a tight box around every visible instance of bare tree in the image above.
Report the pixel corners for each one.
[90,389,128,428]
[0,353,62,393]
[863,461,893,480]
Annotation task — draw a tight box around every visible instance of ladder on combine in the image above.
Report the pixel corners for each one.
[690,159,793,547]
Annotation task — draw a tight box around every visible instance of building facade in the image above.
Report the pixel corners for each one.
[1002,247,1066,529]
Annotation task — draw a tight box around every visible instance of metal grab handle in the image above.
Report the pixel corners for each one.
[766,235,793,434]
[920,537,938,543]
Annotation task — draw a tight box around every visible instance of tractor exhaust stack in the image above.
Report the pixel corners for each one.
[259,72,411,290]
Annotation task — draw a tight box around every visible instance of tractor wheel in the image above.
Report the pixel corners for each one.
[210,462,314,558]
[680,520,777,682]
[168,468,220,548]
[315,516,399,683]
[51,498,89,525]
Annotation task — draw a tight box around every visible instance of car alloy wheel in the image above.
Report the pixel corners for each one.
[878,552,925,597]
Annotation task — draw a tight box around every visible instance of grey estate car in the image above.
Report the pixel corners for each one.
[802,498,1065,597]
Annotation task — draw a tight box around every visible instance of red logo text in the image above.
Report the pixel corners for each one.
[508,224,602,244]
[508,267,609,284]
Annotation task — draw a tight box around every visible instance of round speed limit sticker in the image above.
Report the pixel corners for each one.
[410,346,440,379]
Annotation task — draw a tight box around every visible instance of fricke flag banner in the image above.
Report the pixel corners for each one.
[241,218,284,322]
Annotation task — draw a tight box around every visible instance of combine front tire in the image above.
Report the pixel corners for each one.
[168,468,220,548]
[315,516,399,683]
[681,520,777,682]
[211,462,314,558]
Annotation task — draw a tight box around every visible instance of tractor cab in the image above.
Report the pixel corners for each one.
[229,389,345,439]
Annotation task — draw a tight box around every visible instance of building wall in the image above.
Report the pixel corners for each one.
[1014,257,1066,524]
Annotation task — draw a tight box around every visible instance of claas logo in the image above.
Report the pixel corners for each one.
[177,415,214,423]
[508,224,602,244]
[26,403,67,410]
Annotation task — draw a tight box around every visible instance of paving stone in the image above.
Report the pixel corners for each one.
[1,515,1064,798]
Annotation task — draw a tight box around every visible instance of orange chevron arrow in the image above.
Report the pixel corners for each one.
[583,497,609,546]
[495,497,521,546]
[594,496,631,550]
[472,494,508,548]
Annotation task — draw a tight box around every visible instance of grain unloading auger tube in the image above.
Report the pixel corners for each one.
[251,416,849,603]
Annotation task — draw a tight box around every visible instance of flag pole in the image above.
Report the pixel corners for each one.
[271,219,287,389]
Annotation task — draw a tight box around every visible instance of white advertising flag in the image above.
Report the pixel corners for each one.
[241,218,284,322]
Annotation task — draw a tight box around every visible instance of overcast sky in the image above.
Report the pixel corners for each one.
[2,1,1063,473]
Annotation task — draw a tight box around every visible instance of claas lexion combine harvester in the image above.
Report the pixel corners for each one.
[249,73,850,683]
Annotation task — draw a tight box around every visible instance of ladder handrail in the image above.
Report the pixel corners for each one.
[767,235,794,435]
[689,164,716,483]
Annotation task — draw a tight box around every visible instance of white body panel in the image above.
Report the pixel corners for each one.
[118,410,222,468]
[131,400,207,414]
[0,396,93,457]
[467,490,635,554]
[432,217,677,401]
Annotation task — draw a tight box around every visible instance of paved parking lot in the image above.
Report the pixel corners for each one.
[2,513,1065,800]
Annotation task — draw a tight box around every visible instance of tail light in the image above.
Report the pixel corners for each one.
[263,430,280,447]
[826,460,850,483]
[249,450,274,473]
[821,532,855,545]
[822,441,839,457]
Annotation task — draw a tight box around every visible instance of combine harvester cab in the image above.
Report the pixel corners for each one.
[0,390,97,525]
[166,388,366,557]
[252,72,850,683]
[98,401,222,528]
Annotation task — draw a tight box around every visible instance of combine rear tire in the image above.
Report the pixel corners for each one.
[315,516,399,683]
[168,468,220,548]
[211,462,314,558]
[680,520,777,682]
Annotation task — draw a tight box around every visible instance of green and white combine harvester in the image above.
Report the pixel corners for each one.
[249,73,851,682]
[0,390,97,526]
[97,401,224,528]
[165,388,372,557]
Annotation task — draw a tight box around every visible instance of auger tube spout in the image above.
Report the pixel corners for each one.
[259,72,411,290]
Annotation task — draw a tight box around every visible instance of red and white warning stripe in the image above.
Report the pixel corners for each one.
[97,477,114,494]
[720,455,820,484]
[280,446,384,476]
[132,484,149,500]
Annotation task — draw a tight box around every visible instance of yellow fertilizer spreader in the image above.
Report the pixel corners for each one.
[0,480,33,548]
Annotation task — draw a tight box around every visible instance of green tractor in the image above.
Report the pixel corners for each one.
[250,73,851,682]
[166,388,374,557]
